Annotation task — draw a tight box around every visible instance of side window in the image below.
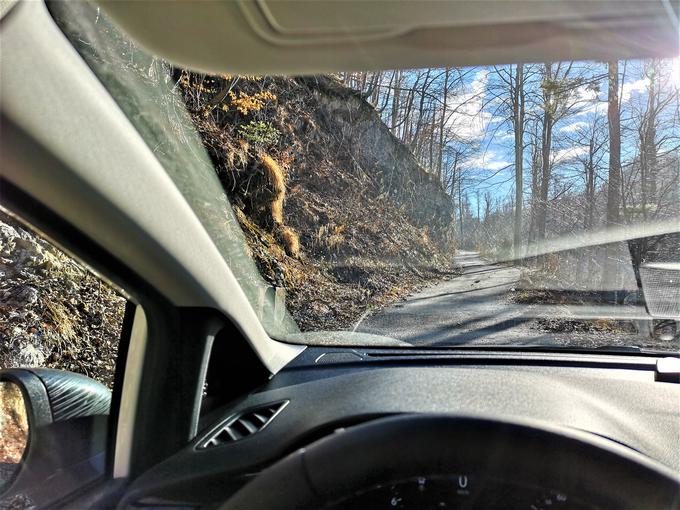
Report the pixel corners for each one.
[0,207,126,499]
[0,208,125,385]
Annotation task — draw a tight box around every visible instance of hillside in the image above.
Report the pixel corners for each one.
[179,74,459,331]
[0,73,458,386]
[0,210,125,386]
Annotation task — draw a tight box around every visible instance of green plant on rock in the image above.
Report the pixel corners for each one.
[238,120,280,146]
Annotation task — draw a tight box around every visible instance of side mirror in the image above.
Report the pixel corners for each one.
[0,368,111,506]
[0,381,29,492]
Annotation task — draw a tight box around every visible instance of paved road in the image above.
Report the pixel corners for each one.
[354,251,662,348]
[356,251,542,346]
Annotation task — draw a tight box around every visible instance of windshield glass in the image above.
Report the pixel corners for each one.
[52,2,680,352]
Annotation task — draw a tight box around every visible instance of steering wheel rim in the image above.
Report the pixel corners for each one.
[222,414,680,510]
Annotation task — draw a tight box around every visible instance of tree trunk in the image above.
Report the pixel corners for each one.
[640,61,658,220]
[437,68,451,180]
[603,60,621,291]
[458,177,464,240]
[402,86,416,143]
[390,71,401,132]
[536,63,554,242]
[584,136,595,229]
[410,69,432,150]
[512,64,525,258]
[369,71,382,105]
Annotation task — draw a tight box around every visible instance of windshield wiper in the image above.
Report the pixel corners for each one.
[592,345,680,355]
[592,345,644,353]
[417,344,677,356]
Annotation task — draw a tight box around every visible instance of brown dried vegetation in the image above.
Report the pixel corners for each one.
[0,210,125,386]
[179,74,459,330]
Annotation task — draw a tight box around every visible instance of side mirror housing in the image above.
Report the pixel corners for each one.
[0,368,111,506]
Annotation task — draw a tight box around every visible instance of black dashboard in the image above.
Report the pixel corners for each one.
[121,348,680,509]
[324,474,592,509]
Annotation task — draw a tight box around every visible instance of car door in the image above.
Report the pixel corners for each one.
[0,203,131,507]
[0,1,303,507]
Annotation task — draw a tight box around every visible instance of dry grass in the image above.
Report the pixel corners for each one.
[536,317,636,335]
[260,153,286,195]
[271,195,285,225]
[326,232,345,250]
[280,226,300,258]
[179,74,459,332]
[44,301,79,347]
[0,210,125,387]
[259,152,288,227]
[226,139,249,168]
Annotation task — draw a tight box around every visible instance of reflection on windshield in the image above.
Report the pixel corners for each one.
[54,2,680,352]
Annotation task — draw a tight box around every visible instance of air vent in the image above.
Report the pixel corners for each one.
[199,401,288,449]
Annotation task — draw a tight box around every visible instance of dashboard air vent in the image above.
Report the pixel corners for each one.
[200,401,288,449]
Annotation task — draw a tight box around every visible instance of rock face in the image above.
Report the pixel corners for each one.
[1,220,52,368]
[181,75,459,331]
[303,77,455,241]
[0,211,125,387]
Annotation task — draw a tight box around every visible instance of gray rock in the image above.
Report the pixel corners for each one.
[1,286,39,308]
[1,328,48,368]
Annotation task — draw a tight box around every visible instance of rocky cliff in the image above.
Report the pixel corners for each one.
[0,74,459,383]
[0,210,124,386]
[181,74,458,330]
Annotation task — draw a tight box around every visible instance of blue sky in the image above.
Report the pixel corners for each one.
[440,59,680,214]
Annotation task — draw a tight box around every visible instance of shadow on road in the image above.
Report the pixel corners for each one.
[403,281,516,303]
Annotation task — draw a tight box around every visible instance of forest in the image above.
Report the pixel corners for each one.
[338,61,679,288]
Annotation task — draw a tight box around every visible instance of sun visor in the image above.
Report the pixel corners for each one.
[96,0,679,75]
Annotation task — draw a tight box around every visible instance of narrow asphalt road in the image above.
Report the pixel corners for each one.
[355,251,658,348]
[356,251,579,346]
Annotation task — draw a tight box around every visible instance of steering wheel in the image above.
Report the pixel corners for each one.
[222,414,679,510]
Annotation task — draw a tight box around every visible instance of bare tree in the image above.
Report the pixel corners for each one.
[437,68,452,179]
[391,70,402,132]
[603,60,621,290]
[512,64,526,257]
[536,62,555,241]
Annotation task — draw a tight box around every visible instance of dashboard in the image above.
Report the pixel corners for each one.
[326,475,591,509]
[121,348,680,509]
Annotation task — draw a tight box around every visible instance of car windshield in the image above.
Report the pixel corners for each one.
[52,2,680,353]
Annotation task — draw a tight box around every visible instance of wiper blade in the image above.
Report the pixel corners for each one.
[591,344,679,356]
[423,344,676,356]
[593,345,643,353]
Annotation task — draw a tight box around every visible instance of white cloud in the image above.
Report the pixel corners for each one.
[445,70,492,141]
[621,78,649,102]
[572,85,607,117]
[486,160,511,171]
[462,150,511,171]
[551,146,589,165]
[671,57,680,89]
[575,85,599,102]
[572,77,649,118]
[559,121,589,133]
